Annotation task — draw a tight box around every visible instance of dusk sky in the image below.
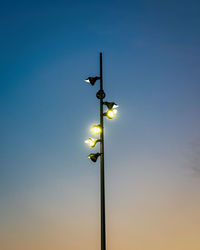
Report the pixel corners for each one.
[1,0,200,249]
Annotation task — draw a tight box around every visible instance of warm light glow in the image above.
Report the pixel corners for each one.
[85,138,96,147]
[91,125,102,134]
[106,109,115,119]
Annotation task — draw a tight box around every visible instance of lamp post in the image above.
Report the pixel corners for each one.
[99,52,106,250]
[84,52,118,250]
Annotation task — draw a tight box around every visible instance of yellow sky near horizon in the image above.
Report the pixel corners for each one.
[1,169,200,250]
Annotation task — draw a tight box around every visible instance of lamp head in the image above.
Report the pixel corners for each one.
[91,124,102,134]
[104,109,117,119]
[103,101,118,110]
[85,138,100,148]
[84,76,100,86]
[88,153,101,162]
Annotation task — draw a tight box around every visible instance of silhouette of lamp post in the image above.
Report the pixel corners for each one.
[84,52,118,250]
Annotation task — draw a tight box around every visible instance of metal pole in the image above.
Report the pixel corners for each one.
[100,52,106,250]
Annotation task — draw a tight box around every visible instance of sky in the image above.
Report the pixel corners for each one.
[0,0,200,249]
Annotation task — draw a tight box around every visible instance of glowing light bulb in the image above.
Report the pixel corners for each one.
[85,138,96,147]
[106,109,115,119]
[91,125,102,134]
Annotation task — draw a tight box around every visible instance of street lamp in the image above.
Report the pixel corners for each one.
[103,101,118,109]
[104,108,118,119]
[85,138,101,147]
[91,124,102,134]
[103,101,118,119]
[85,76,100,86]
[88,153,101,162]
[83,52,118,250]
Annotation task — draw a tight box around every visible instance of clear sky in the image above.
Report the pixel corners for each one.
[1,0,200,249]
